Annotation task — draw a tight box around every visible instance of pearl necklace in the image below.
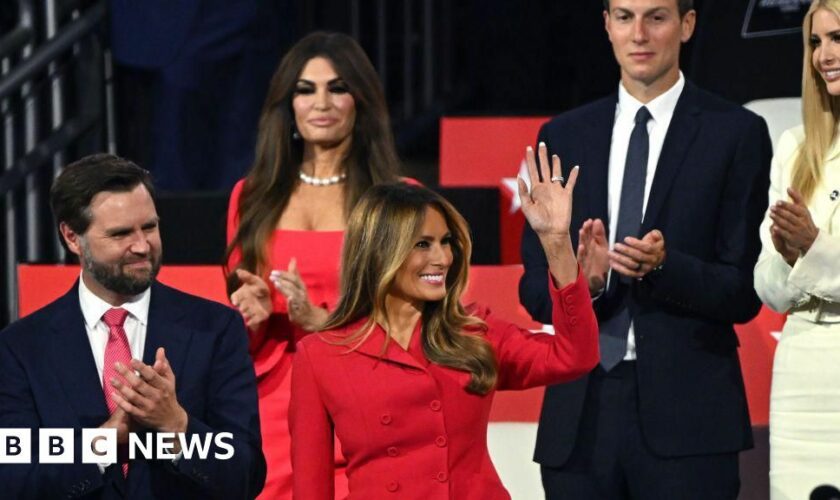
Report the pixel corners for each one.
[298,171,347,186]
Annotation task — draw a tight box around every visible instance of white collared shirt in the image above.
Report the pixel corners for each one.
[607,72,685,360]
[78,274,150,386]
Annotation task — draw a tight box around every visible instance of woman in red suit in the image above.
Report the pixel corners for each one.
[290,146,599,499]
[225,32,401,498]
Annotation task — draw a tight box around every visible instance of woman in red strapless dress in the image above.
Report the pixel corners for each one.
[225,31,402,499]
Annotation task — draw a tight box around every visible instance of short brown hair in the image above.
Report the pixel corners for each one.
[603,0,694,16]
[50,153,155,237]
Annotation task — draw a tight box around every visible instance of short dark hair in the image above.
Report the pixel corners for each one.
[603,0,694,16]
[49,153,155,237]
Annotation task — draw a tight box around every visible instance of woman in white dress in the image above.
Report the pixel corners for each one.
[754,1,840,498]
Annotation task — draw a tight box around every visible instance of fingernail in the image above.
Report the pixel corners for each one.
[573,165,580,170]
[539,142,546,148]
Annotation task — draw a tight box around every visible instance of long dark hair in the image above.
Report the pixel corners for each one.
[225,32,400,290]
[321,184,498,395]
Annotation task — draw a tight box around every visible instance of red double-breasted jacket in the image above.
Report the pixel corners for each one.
[290,271,598,499]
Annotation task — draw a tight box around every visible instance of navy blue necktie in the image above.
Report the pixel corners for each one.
[600,106,651,371]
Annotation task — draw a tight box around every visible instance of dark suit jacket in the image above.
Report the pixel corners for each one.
[520,81,772,466]
[0,281,266,499]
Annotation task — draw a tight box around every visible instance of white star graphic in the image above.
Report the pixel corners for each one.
[501,159,531,214]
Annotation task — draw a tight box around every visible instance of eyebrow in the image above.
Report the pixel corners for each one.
[612,7,670,16]
[814,29,840,37]
[295,77,346,85]
[418,232,452,240]
[103,217,159,236]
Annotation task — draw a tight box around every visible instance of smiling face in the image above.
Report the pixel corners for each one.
[388,206,454,311]
[811,7,840,96]
[292,56,357,149]
[61,184,162,304]
[604,0,695,98]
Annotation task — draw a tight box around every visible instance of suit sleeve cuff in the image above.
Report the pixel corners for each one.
[789,229,840,301]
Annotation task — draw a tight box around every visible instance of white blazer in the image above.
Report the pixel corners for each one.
[754,125,840,322]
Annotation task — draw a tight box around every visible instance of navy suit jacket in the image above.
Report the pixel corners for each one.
[0,281,266,499]
[520,81,772,466]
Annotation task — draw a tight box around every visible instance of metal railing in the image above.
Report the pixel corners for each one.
[0,0,112,325]
[308,0,453,145]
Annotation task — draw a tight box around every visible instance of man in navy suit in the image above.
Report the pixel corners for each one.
[0,154,265,499]
[519,0,772,498]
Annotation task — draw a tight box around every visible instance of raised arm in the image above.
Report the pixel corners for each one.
[492,143,599,388]
[491,270,599,390]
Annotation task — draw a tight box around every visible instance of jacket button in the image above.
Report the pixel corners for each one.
[380,413,392,425]
[435,436,447,447]
[436,471,448,482]
[569,317,578,326]
[564,295,574,304]
[386,481,400,492]
[429,400,441,411]
[387,446,399,457]
[566,306,576,316]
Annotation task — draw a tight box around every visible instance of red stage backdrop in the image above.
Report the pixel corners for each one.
[440,117,549,265]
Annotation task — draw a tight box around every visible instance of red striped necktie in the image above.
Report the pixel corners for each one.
[102,307,131,477]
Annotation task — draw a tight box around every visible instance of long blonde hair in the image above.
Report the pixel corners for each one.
[321,183,498,395]
[796,0,840,203]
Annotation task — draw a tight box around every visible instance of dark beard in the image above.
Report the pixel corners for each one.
[81,244,161,296]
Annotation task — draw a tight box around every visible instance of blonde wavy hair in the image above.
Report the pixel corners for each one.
[320,183,498,394]
[796,0,840,203]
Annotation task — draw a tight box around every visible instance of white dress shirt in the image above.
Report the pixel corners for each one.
[606,72,685,360]
[78,274,150,383]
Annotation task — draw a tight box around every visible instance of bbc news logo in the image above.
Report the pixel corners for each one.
[0,429,234,463]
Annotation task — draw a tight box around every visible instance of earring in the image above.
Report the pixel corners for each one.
[292,126,301,140]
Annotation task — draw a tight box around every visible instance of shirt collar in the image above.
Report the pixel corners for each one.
[617,71,685,125]
[78,272,151,328]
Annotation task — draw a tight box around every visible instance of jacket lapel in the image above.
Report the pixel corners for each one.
[47,282,111,426]
[352,320,427,372]
[143,282,192,378]
[641,82,701,233]
[583,95,617,222]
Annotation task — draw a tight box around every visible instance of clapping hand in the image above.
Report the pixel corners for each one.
[110,348,188,436]
[100,407,132,444]
[609,229,666,279]
[578,218,609,295]
[769,187,819,266]
[270,258,328,331]
[230,269,272,331]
